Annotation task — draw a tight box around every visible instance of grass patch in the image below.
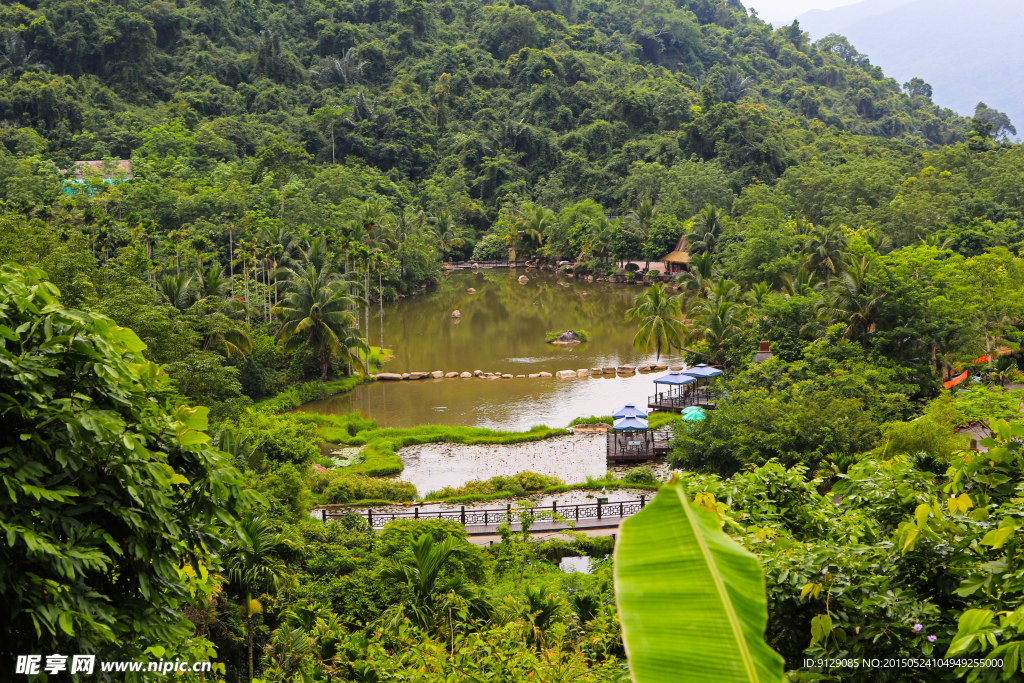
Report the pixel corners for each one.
[569,413,679,429]
[359,346,394,371]
[545,329,591,342]
[253,376,367,414]
[423,472,563,501]
[292,413,569,477]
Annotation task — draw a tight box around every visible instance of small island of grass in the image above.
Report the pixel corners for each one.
[546,329,591,344]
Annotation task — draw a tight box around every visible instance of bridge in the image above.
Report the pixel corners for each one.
[319,497,649,542]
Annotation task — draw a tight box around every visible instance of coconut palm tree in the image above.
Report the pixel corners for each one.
[688,297,747,368]
[156,273,193,310]
[196,264,230,300]
[627,200,658,270]
[626,284,692,361]
[385,208,421,275]
[515,203,556,255]
[781,266,824,297]
[820,255,884,343]
[274,242,368,379]
[686,203,730,255]
[676,252,718,299]
[586,215,616,263]
[223,514,296,683]
[429,209,466,261]
[804,226,848,284]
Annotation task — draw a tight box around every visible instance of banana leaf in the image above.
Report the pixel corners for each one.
[614,483,784,683]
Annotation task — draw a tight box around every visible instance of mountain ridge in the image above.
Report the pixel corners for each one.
[796,0,1024,129]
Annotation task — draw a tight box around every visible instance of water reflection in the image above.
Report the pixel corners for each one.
[299,270,684,429]
[559,556,593,574]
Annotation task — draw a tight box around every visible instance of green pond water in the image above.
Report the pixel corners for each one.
[298,269,684,430]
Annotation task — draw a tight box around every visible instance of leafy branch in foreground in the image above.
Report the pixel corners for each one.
[615,481,785,683]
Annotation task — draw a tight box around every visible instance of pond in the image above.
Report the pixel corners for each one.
[298,269,685,430]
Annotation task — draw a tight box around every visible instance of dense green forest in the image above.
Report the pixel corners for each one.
[3,0,1024,681]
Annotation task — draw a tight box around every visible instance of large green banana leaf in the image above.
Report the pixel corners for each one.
[614,483,785,683]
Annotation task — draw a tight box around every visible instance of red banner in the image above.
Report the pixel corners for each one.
[943,370,969,389]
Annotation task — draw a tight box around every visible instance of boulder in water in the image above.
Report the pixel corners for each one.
[451,310,461,318]
[550,329,582,345]
[518,275,529,284]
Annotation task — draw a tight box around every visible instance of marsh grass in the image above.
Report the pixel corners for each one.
[293,413,568,476]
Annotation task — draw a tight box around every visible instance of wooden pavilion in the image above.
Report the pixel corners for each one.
[605,407,671,463]
[648,366,722,412]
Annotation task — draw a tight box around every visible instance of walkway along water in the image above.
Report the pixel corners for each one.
[319,497,648,536]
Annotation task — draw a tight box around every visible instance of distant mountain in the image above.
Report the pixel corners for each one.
[795,0,1024,133]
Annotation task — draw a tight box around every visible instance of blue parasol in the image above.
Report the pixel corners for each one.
[612,403,648,419]
[613,416,649,431]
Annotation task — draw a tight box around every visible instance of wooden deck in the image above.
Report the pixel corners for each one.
[606,432,672,462]
[647,391,717,412]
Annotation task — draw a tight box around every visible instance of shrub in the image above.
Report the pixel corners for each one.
[324,474,417,503]
[222,412,320,464]
[471,233,508,261]
[424,471,564,500]
[874,415,970,464]
[623,466,657,485]
[253,376,364,413]
[254,462,310,521]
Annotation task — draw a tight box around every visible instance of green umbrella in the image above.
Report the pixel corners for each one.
[681,406,706,421]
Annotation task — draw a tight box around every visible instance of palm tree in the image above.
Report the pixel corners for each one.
[781,266,824,297]
[676,252,718,299]
[721,67,755,103]
[385,208,421,275]
[378,534,489,633]
[514,203,556,258]
[429,209,466,261]
[627,200,658,270]
[196,264,230,300]
[223,514,296,683]
[274,241,368,379]
[919,233,954,250]
[1,32,50,75]
[156,273,193,310]
[586,216,616,263]
[626,284,693,361]
[989,357,1024,387]
[688,296,748,368]
[820,255,883,343]
[804,226,848,284]
[311,47,366,86]
[686,203,730,255]
[354,200,387,364]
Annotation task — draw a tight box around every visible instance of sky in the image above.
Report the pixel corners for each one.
[745,0,857,23]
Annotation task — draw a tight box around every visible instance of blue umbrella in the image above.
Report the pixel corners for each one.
[612,403,648,419]
[652,371,697,387]
[681,406,706,421]
[680,364,723,379]
[613,416,649,431]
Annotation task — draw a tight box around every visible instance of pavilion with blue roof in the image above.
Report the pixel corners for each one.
[647,365,722,413]
[605,403,671,462]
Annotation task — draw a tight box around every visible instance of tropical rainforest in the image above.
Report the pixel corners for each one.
[2,0,1024,681]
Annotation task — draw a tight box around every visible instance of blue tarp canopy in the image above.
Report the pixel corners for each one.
[612,403,648,418]
[613,416,649,431]
[680,364,723,378]
[652,371,697,386]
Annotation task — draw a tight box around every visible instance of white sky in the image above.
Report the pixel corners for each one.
[746,0,858,22]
